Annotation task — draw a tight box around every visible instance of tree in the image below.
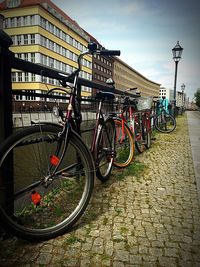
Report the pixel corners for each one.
[194,89,200,107]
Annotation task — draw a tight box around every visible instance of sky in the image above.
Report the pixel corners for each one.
[52,0,200,101]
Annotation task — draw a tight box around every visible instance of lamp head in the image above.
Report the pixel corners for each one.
[172,41,183,62]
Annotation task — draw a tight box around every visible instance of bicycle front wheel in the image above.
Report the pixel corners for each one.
[0,124,94,241]
[95,118,115,182]
[155,112,176,133]
[113,118,135,168]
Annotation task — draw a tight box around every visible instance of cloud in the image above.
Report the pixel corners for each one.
[52,0,200,100]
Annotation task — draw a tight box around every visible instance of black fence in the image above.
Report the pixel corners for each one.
[0,29,141,143]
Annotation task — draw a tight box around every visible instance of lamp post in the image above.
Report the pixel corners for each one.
[172,41,183,117]
[181,83,185,110]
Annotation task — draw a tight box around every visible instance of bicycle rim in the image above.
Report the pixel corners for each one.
[96,118,115,182]
[142,124,151,149]
[113,119,134,168]
[155,113,176,133]
[0,125,94,240]
[135,125,144,153]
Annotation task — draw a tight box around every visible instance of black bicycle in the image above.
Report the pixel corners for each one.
[154,99,176,133]
[0,43,120,241]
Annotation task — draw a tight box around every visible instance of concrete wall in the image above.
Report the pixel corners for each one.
[13,111,96,128]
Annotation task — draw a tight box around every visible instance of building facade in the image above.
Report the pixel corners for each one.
[0,0,92,110]
[159,87,173,100]
[1,0,161,111]
[113,57,160,97]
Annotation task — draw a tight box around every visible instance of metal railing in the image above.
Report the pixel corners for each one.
[0,29,140,143]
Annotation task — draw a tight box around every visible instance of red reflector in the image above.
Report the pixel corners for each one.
[50,155,59,166]
[31,190,41,206]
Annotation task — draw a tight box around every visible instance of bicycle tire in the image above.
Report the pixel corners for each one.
[155,112,176,133]
[113,118,135,168]
[142,119,151,149]
[0,124,94,241]
[95,118,115,182]
[134,118,145,153]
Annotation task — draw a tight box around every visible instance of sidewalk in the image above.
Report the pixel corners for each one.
[0,113,200,267]
[187,111,200,205]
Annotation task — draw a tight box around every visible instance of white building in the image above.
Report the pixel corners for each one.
[159,87,173,101]
[159,87,186,107]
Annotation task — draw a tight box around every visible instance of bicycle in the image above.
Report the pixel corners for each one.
[123,96,152,153]
[0,43,120,241]
[153,97,176,133]
[112,95,152,168]
[112,95,135,168]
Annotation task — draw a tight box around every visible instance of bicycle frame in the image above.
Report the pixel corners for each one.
[47,50,115,175]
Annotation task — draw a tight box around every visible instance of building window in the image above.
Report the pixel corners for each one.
[68,36,73,45]
[49,57,54,68]
[11,72,16,82]
[11,17,16,27]
[49,78,54,84]
[7,0,21,8]
[31,74,36,82]
[24,34,28,45]
[25,90,36,100]
[18,72,22,82]
[41,35,47,47]
[17,17,22,27]
[56,44,60,54]
[68,51,73,60]
[17,35,21,45]
[30,15,35,25]
[11,35,15,44]
[49,40,54,50]
[25,72,29,82]
[24,16,28,25]
[40,17,46,29]
[24,53,28,61]
[30,53,35,63]
[30,34,35,44]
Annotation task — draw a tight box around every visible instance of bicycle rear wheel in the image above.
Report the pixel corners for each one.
[113,118,135,168]
[142,116,151,149]
[95,118,115,182]
[0,124,94,241]
[155,112,176,133]
[134,117,145,153]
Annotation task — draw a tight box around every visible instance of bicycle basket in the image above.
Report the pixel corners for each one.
[135,97,153,111]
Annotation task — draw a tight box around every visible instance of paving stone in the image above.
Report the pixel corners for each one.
[0,115,200,266]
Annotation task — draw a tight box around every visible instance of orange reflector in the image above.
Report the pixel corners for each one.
[50,155,59,166]
[31,190,41,206]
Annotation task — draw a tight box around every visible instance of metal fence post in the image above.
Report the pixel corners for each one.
[0,29,13,212]
[0,29,13,142]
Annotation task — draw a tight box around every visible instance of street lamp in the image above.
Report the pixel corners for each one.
[181,83,185,93]
[172,41,183,117]
[181,83,185,109]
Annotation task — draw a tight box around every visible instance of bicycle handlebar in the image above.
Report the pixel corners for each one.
[88,42,121,56]
[97,50,121,56]
[59,42,120,87]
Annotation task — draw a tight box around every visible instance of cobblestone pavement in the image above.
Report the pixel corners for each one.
[0,114,200,267]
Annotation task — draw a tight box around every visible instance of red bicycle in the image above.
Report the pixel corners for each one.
[113,95,152,167]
